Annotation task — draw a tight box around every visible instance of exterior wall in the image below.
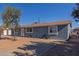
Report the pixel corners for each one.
[24,24,69,40]
[11,29,21,36]
[58,25,68,40]
[10,24,70,40]
[24,27,48,38]
[47,25,69,40]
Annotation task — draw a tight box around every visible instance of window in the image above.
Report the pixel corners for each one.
[15,29,21,35]
[48,26,58,35]
[25,28,33,33]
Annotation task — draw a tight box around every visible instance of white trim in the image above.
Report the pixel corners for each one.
[3,30,7,35]
[8,29,12,35]
[67,24,71,39]
[21,28,24,36]
[48,26,58,35]
[25,28,33,33]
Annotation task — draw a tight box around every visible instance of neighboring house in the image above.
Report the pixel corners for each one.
[3,29,11,35]
[3,20,72,41]
[70,27,79,39]
[73,27,79,34]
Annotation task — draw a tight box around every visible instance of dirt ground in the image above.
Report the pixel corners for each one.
[0,36,79,56]
[43,38,79,56]
[0,38,31,56]
[0,36,60,56]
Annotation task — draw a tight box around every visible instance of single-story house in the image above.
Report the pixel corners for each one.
[3,20,72,41]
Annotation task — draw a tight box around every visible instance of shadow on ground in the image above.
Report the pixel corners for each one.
[13,38,79,56]
[0,36,17,41]
[43,40,79,56]
[13,42,55,56]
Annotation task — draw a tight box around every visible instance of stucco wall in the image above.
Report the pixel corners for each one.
[24,27,48,38]
[10,24,69,40]
[24,24,69,40]
[58,25,68,40]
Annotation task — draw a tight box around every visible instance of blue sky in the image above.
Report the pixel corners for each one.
[0,3,78,28]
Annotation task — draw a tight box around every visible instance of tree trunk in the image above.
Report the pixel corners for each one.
[0,32,1,39]
[13,29,16,41]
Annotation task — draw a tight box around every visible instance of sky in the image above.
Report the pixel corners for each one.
[0,3,78,28]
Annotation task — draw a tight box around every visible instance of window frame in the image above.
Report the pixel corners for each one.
[15,29,21,34]
[48,26,58,35]
[25,27,33,33]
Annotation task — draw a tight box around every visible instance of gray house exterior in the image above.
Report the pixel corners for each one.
[8,20,72,41]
